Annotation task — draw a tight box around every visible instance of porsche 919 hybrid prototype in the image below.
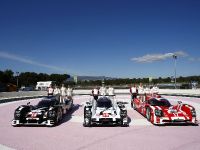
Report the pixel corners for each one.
[12,96,73,127]
[131,94,197,125]
[83,95,129,127]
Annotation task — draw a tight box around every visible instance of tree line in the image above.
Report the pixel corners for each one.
[0,69,199,88]
[0,69,70,87]
[76,76,199,87]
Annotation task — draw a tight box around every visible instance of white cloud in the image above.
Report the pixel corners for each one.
[188,57,200,62]
[188,57,195,61]
[0,51,68,72]
[131,51,188,63]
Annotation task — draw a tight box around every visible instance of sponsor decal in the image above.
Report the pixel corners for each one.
[31,112,37,118]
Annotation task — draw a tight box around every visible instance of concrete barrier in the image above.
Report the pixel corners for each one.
[0,91,46,104]
[1,89,200,104]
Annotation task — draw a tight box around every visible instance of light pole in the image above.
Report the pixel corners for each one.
[173,55,177,89]
[16,71,19,90]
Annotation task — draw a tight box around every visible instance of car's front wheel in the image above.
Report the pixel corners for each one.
[54,109,62,126]
[133,102,136,110]
[83,117,91,127]
[146,107,151,121]
[119,118,129,127]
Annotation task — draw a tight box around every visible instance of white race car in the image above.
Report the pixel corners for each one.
[83,95,129,127]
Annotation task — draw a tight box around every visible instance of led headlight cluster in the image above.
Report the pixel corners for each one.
[120,110,127,117]
[191,109,196,117]
[155,109,163,117]
[48,111,56,118]
[14,110,21,118]
[86,110,92,117]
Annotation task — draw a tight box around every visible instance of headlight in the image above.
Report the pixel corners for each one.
[191,109,196,117]
[155,109,163,117]
[14,110,21,118]
[85,110,92,117]
[48,111,56,118]
[120,110,127,117]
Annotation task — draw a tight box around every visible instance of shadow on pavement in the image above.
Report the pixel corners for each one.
[59,103,82,125]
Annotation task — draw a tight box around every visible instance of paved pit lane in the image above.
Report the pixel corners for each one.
[0,95,200,150]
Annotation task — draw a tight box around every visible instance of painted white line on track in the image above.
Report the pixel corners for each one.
[0,144,15,150]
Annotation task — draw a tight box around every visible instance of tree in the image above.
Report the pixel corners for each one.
[0,69,14,83]
[19,72,38,86]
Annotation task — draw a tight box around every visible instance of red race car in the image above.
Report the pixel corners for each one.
[131,94,197,125]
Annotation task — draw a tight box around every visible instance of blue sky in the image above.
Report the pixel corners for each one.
[0,0,200,78]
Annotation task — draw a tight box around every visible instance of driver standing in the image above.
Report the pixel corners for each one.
[130,84,138,99]
[53,85,60,101]
[60,84,67,104]
[47,84,54,97]
[92,86,99,100]
[67,85,73,101]
[107,86,115,95]
[138,83,145,102]
[99,85,107,96]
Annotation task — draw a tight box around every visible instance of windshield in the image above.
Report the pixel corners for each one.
[97,98,112,108]
[36,100,54,108]
[149,98,171,107]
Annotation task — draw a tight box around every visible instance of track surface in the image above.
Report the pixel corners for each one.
[0,95,200,150]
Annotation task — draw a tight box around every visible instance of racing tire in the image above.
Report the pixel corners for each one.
[54,108,62,124]
[146,107,151,122]
[12,123,21,127]
[119,119,129,127]
[83,117,91,127]
[121,123,129,127]
[133,102,136,110]
[59,109,63,121]
[12,125,20,127]
[131,101,133,108]
[69,100,73,111]
[55,115,59,125]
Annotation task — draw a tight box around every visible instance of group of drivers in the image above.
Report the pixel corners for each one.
[92,85,115,100]
[47,84,73,103]
[47,82,159,103]
[130,83,159,102]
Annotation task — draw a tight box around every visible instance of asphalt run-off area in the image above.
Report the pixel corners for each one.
[0,94,200,150]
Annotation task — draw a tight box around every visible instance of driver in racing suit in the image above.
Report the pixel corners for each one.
[47,84,54,97]
[130,84,138,100]
[53,85,60,101]
[92,86,99,100]
[60,84,67,104]
[138,83,145,102]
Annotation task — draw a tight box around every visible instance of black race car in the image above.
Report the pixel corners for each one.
[12,96,73,127]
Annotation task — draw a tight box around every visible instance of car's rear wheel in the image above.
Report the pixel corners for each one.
[146,108,151,121]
